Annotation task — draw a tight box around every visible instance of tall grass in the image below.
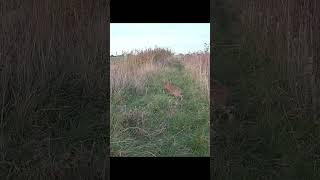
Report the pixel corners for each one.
[110,48,173,94]
[0,1,108,179]
[212,0,320,179]
[181,52,210,98]
[110,48,210,99]
[110,48,209,156]
[232,0,320,120]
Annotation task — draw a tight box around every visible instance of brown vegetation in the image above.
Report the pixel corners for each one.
[110,48,173,94]
[182,52,210,98]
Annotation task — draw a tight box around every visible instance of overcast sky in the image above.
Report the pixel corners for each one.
[110,23,210,55]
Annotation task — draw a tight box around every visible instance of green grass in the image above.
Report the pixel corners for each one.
[110,62,209,157]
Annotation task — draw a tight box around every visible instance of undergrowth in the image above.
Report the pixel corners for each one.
[111,61,209,157]
[212,0,320,179]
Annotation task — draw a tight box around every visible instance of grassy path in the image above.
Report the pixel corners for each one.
[111,61,209,157]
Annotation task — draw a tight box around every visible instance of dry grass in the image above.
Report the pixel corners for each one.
[232,0,320,119]
[212,0,320,179]
[181,52,210,98]
[110,49,210,99]
[110,48,210,156]
[110,48,173,94]
[0,0,108,179]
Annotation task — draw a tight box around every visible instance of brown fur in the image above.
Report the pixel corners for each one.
[213,80,234,122]
[213,80,230,107]
[164,82,182,99]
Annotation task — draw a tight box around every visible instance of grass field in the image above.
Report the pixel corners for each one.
[212,0,320,179]
[110,49,209,157]
[1,1,108,179]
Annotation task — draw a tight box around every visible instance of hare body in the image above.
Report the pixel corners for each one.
[213,80,234,122]
[164,82,183,100]
[213,80,230,107]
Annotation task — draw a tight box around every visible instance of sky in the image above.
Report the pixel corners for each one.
[110,23,210,55]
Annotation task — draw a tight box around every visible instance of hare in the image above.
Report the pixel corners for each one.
[164,82,183,100]
[213,80,230,107]
[213,80,234,123]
